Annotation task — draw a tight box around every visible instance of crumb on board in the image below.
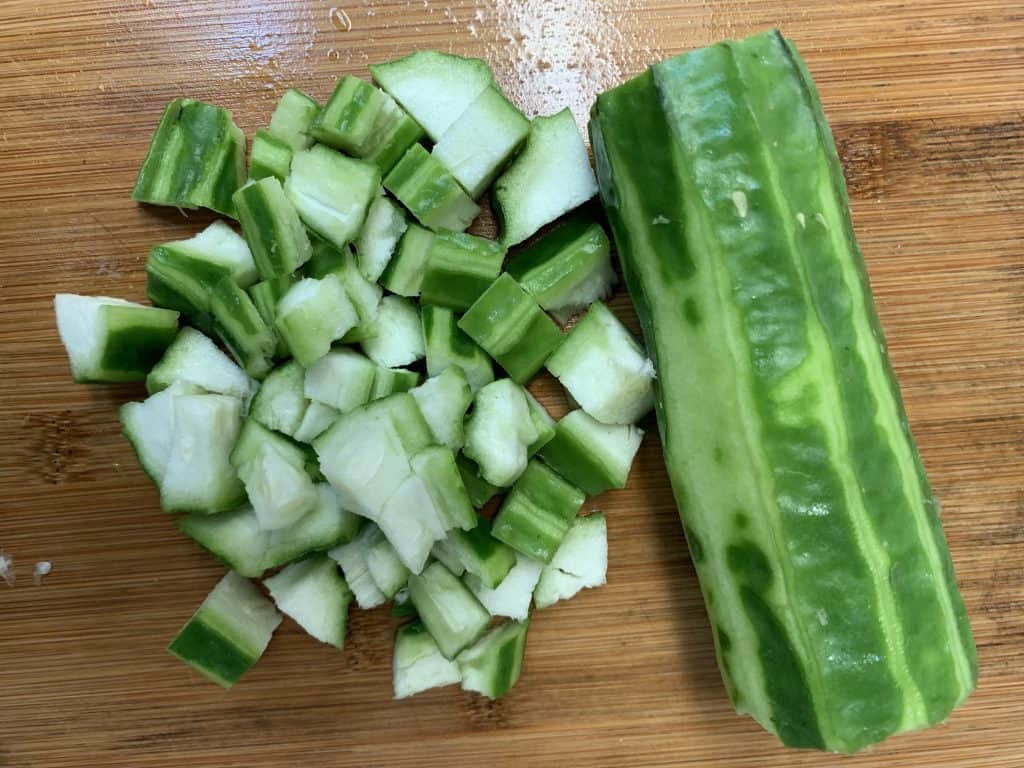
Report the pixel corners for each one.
[33,561,53,586]
[0,550,14,587]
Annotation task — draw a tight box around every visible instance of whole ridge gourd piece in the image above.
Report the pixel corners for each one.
[590,30,976,753]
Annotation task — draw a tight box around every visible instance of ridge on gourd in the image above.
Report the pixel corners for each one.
[590,29,976,754]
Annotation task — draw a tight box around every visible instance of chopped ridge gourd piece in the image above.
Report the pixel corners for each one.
[312,76,423,174]
[492,460,584,563]
[466,551,543,620]
[384,144,480,232]
[420,231,505,312]
[237,439,318,531]
[275,275,358,366]
[262,483,361,568]
[360,295,424,368]
[363,100,425,175]
[304,347,377,412]
[493,108,598,247]
[146,327,253,401]
[538,410,643,495]
[370,51,494,141]
[505,213,616,323]
[458,273,563,383]
[248,274,295,358]
[305,242,383,342]
[393,621,463,698]
[249,360,309,437]
[268,88,319,151]
[524,390,556,456]
[534,513,607,609]
[121,380,204,485]
[249,129,293,182]
[455,454,501,509]
[410,367,473,451]
[313,76,392,155]
[265,555,351,649]
[285,144,380,249]
[355,193,409,282]
[233,176,313,279]
[209,277,277,380]
[422,304,494,392]
[292,401,340,444]
[167,571,281,688]
[371,366,421,399]
[133,98,245,217]
[408,560,490,659]
[456,619,529,700]
[145,220,258,326]
[230,417,309,471]
[410,446,477,532]
[375,473,448,574]
[462,379,540,487]
[54,294,179,383]
[431,537,466,577]
[161,393,246,515]
[313,393,434,520]
[330,522,409,607]
[380,223,434,297]
[432,85,530,198]
[440,516,516,590]
[545,301,654,425]
[179,482,360,578]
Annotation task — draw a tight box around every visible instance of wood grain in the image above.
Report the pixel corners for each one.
[1,1,1021,766]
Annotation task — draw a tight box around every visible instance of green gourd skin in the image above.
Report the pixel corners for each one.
[94,306,180,381]
[590,30,976,754]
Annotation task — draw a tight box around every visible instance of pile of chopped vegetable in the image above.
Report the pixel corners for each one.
[53,51,651,699]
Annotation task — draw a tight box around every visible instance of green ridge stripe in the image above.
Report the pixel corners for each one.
[647,50,831,746]
[655,42,905,750]
[778,38,978,703]
[730,32,935,732]
[591,73,774,724]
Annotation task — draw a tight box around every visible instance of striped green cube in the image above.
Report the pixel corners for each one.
[54,294,179,383]
[458,273,563,383]
[419,231,505,312]
[233,176,312,279]
[209,277,277,379]
[384,144,479,232]
[132,98,245,217]
[492,460,584,563]
[249,129,293,182]
[167,571,282,688]
[285,145,380,249]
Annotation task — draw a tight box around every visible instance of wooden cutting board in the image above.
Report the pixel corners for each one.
[1,1,1021,765]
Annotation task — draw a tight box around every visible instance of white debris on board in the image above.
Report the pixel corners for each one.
[0,550,14,587]
[33,561,53,586]
[478,0,658,129]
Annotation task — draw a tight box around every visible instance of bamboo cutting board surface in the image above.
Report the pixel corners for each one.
[1,1,1021,766]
